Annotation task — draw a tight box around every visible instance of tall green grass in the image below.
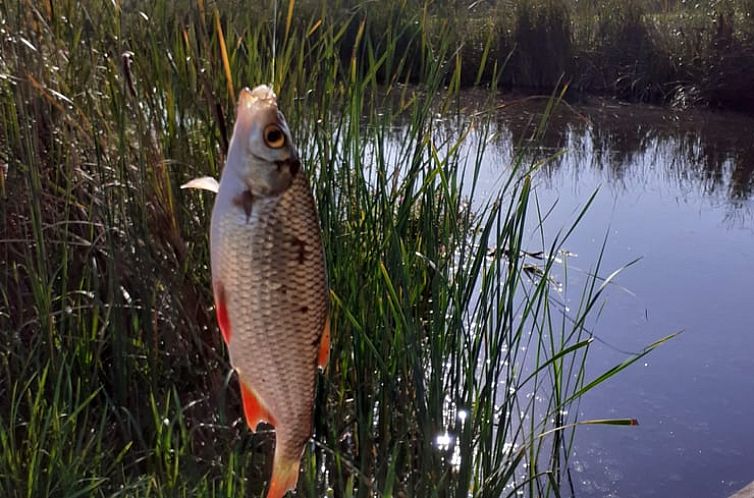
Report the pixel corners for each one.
[0,1,668,496]
[292,0,754,110]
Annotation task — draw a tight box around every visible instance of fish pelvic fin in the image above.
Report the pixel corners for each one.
[239,380,275,432]
[266,446,302,498]
[317,317,330,370]
[213,281,231,344]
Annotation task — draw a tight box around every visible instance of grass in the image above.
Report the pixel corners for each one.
[0,1,671,497]
[285,0,754,111]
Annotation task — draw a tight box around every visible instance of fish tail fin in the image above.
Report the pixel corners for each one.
[266,442,302,498]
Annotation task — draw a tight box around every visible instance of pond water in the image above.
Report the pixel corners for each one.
[445,96,754,497]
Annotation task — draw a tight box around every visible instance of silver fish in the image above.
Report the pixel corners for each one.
[184,85,329,498]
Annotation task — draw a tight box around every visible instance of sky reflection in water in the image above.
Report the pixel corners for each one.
[431,97,754,498]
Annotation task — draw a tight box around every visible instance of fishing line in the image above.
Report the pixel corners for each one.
[271,0,278,88]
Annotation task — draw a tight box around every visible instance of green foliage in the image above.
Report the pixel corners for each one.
[0,1,666,497]
[651,0,754,108]
[589,1,672,100]
[511,0,572,89]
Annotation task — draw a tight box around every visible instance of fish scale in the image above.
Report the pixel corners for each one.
[180,84,331,497]
[213,171,328,462]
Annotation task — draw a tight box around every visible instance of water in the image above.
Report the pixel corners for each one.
[459,97,754,497]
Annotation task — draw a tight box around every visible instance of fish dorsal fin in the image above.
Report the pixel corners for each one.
[181,176,219,193]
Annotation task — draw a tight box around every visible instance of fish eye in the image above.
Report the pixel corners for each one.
[263,124,286,149]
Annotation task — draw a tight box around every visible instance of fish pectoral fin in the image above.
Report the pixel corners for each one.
[240,381,274,432]
[181,176,219,193]
[317,317,331,371]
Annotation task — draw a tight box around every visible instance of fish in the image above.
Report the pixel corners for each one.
[183,85,330,498]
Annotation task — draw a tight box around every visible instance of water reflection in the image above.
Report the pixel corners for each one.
[334,92,753,497]
[426,94,754,497]
[537,99,739,183]
[376,91,754,213]
[474,97,754,498]
[482,98,754,203]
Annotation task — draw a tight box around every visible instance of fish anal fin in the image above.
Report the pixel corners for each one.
[214,282,231,344]
[240,381,274,432]
[266,449,301,498]
[317,317,330,370]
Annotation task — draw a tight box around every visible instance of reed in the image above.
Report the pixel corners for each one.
[293,0,754,110]
[0,1,668,496]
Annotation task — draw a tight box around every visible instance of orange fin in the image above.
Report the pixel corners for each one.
[240,381,274,432]
[266,449,302,498]
[317,317,330,370]
[214,282,231,344]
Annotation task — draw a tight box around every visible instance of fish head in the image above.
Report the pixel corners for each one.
[226,85,300,197]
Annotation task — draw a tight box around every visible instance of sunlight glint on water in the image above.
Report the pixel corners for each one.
[370,94,753,497]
